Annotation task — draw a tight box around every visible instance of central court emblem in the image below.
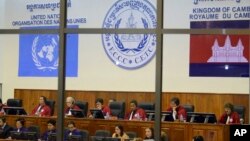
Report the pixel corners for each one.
[102,0,157,69]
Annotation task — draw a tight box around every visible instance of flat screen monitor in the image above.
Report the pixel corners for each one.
[70,109,85,118]
[187,112,217,123]
[145,111,174,122]
[23,131,38,140]
[3,107,27,115]
[0,130,5,139]
[145,110,155,121]
[47,133,57,141]
[10,131,25,140]
[161,111,174,122]
[90,109,105,119]
[67,134,83,141]
[91,136,121,141]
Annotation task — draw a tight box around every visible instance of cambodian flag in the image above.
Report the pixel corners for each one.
[189,20,249,77]
[18,26,78,77]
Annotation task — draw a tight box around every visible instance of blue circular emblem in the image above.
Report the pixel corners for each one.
[102,0,157,69]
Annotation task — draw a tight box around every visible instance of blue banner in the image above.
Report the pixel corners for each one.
[18,26,78,77]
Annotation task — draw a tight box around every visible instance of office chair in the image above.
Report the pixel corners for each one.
[95,130,111,137]
[138,102,155,112]
[125,131,137,138]
[234,105,245,124]
[45,100,56,116]
[109,101,125,119]
[7,99,23,107]
[80,129,89,141]
[75,101,88,117]
[182,104,195,113]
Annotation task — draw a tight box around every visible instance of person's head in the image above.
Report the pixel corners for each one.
[0,98,2,104]
[47,119,56,131]
[39,96,47,105]
[95,98,104,109]
[0,117,6,127]
[130,100,138,111]
[16,117,25,129]
[108,98,116,106]
[67,121,76,132]
[145,127,154,139]
[114,125,124,136]
[170,97,180,109]
[224,103,234,115]
[192,135,204,141]
[66,97,75,108]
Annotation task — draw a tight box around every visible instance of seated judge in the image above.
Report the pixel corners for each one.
[112,125,129,141]
[31,96,51,117]
[125,100,147,121]
[39,119,56,141]
[64,121,81,140]
[219,103,240,124]
[64,96,80,116]
[0,99,7,115]
[0,117,13,139]
[90,98,111,118]
[166,97,187,122]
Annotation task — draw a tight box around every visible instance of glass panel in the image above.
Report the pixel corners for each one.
[164,0,249,29]
[0,0,60,29]
[65,34,155,122]
[67,0,157,29]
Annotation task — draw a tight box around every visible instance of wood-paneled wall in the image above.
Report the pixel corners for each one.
[14,89,249,123]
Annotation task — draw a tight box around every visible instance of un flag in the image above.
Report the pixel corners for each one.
[18,26,78,77]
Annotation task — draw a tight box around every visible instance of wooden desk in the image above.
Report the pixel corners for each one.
[3,115,229,141]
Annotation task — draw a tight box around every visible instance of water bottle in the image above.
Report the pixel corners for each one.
[105,112,110,120]
[180,114,184,122]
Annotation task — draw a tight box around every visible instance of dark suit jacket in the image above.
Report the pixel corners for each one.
[41,129,56,141]
[0,124,13,139]
[64,129,81,141]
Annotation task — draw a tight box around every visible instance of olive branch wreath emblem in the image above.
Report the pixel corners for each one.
[114,18,149,53]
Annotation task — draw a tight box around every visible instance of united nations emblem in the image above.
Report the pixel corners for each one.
[32,35,59,71]
[102,0,157,69]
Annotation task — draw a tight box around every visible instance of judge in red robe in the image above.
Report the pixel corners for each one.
[219,103,240,124]
[64,96,80,116]
[125,100,147,121]
[31,96,51,117]
[166,97,187,121]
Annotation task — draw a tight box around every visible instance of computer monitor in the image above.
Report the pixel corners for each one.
[187,112,217,123]
[90,109,105,119]
[0,130,5,139]
[145,110,155,121]
[22,131,38,140]
[3,107,27,115]
[161,111,174,122]
[91,136,121,141]
[70,109,85,118]
[47,133,57,141]
[67,134,83,141]
[10,131,25,140]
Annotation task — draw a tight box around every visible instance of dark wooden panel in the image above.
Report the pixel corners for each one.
[14,89,249,123]
[3,115,230,141]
